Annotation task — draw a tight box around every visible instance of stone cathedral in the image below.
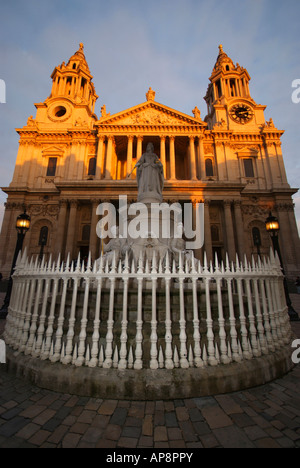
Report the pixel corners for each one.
[1,44,300,278]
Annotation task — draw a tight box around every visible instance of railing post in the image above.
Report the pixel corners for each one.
[164,252,174,369]
[150,251,159,370]
[119,252,129,370]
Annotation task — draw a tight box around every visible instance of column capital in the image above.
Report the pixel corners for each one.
[97,133,106,141]
[224,199,233,207]
[91,198,101,206]
[233,199,242,207]
[59,198,69,208]
[69,199,79,208]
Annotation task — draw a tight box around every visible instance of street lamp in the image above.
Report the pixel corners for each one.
[0,209,31,319]
[265,211,299,321]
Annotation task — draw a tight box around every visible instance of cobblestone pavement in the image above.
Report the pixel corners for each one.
[0,294,299,449]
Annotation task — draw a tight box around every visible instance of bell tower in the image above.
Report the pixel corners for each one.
[204,45,266,130]
[34,43,98,128]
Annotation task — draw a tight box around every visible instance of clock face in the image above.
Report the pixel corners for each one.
[229,104,254,124]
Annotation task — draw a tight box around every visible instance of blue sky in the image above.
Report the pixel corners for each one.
[0,0,300,233]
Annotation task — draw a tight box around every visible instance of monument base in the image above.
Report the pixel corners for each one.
[4,344,294,400]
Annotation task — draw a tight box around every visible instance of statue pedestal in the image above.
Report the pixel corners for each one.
[128,201,172,264]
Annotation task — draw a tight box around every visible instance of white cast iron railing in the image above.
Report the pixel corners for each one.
[3,249,292,371]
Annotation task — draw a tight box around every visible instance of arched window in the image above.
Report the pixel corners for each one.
[252,227,261,248]
[205,159,214,177]
[39,226,49,246]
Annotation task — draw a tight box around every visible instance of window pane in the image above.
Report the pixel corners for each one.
[243,158,254,178]
[205,159,214,177]
[39,226,49,246]
[88,157,96,176]
[47,158,57,177]
[252,227,261,247]
[82,225,91,242]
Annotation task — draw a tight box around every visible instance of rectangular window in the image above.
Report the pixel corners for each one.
[88,157,96,176]
[243,158,254,178]
[47,157,57,177]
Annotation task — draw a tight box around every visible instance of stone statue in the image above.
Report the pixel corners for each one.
[100,226,129,266]
[136,143,164,203]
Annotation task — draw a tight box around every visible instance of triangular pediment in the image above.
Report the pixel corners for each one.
[96,101,205,127]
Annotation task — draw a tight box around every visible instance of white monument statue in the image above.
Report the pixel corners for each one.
[136,142,164,203]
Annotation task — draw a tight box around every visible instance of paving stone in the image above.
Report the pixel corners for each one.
[121,425,141,439]
[201,405,233,429]
[0,417,29,437]
[176,406,190,422]
[98,400,118,416]
[77,409,96,424]
[33,409,57,426]
[109,407,128,426]
[215,395,244,415]
[117,437,138,448]
[103,424,122,441]
[213,426,255,448]
[154,426,168,442]
[244,425,268,441]
[167,427,183,440]
[142,414,153,436]
[15,423,40,440]
[255,437,281,448]
[62,433,81,448]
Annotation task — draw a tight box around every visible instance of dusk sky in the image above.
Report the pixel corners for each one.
[0,0,300,234]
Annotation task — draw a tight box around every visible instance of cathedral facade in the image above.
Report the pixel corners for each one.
[1,44,300,277]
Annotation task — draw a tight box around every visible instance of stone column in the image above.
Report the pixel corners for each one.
[137,136,143,160]
[169,136,176,180]
[277,203,298,272]
[126,135,134,178]
[55,199,69,259]
[96,135,105,179]
[287,204,300,266]
[233,200,245,260]
[0,203,15,272]
[89,199,100,261]
[189,136,198,181]
[65,200,78,260]
[160,135,167,179]
[105,136,114,179]
[204,199,213,263]
[198,136,206,180]
[224,200,236,261]
[192,199,203,262]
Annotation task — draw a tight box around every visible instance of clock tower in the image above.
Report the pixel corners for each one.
[204,45,266,130]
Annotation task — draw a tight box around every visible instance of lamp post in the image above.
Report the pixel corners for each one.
[265,211,299,321]
[0,209,31,319]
